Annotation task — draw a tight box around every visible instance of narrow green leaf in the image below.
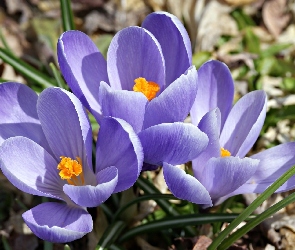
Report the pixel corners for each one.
[208,164,295,250]
[192,51,212,69]
[60,0,75,31]
[136,176,196,235]
[113,194,178,222]
[96,221,126,249]
[0,29,13,54]
[118,213,247,243]
[260,43,292,58]
[231,9,255,30]
[49,63,68,89]
[244,27,260,54]
[44,241,52,250]
[0,48,56,88]
[2,236,11,250]
[219,191,295,249]
[136,177,179,216]
[100,203,113,221]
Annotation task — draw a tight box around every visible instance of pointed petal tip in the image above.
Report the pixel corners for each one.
[163,163,212,206]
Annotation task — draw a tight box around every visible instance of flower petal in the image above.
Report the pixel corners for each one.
[163,163,212,205]
[63,166,118,207]
[190,60,234,127]
[138,123,208,165]
[23,202,92,243]
[37,88,95,184]
[142,12,192,86]
[192,108,221,178]
[96,117,143,192]
[230,142,295,194]
[107,26,165,92]
[220,90,267,158]
[98,82,148,133]
[143,66,198,129]
[0,136,64,200]
[0,82,50,151]
[58,30,108,119]
[200,157,259,201]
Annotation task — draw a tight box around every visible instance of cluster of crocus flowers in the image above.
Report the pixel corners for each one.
[0,83,143,242]
[57,11,209,173]
[164,60,295,207]
[1,10,295,244]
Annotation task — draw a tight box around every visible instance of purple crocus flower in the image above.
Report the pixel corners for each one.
[167,60,295,207]
[57,12,210,178]
[0,83,143,242]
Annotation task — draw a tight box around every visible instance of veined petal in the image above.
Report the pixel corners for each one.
[0,82,50,151]
[163,163,212,205]
[233,142,295,194]
[63,166,118,207]
[143,66,198,129]
[0,137,64,200]
[200,157,259,201]
[58,30,108,119]
[99,82,148,133]
[96,117,143,192]
[142,12,192,86]
[23,202,92,243]
[138,123,208,166]
[220,90,267,158]
[107,26,165,92]
[38,88,95,185]
[192,108,221,178]
[190,60,234,127]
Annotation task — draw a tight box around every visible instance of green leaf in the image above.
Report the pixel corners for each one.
[244,27,260,54]
[44,241,52,250]
[49,63,68,89]
[281,77,295,93]
[264,105,295,130]
[208,164,295,250]
[60,0,75,31]
[136,176,196,236]
[255,56,280,76]
[219,191,295,249]
[94,35,113,59]
[113,194,178,222]
[96,221,126,249]
[192,51,212,69]
[0,48,56,88]
[231,9,255,30]
[260,43,292,58]
[118,213,248,243]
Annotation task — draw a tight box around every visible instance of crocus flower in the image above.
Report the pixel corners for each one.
[57,11,210,176]
[166,60,295,207]
[0,83,143,242]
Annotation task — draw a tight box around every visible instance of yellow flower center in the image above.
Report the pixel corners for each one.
[220,147,231,157]
[133,77,160,101]
[57,156,85,186]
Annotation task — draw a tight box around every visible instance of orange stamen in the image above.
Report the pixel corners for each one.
[57,156,85,186]
[133,77,160,101]
[220,148,231,157]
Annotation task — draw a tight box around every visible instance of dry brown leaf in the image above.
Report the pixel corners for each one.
[262,0,291,37]
[192,235,212,250]
[195,0,238,51]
